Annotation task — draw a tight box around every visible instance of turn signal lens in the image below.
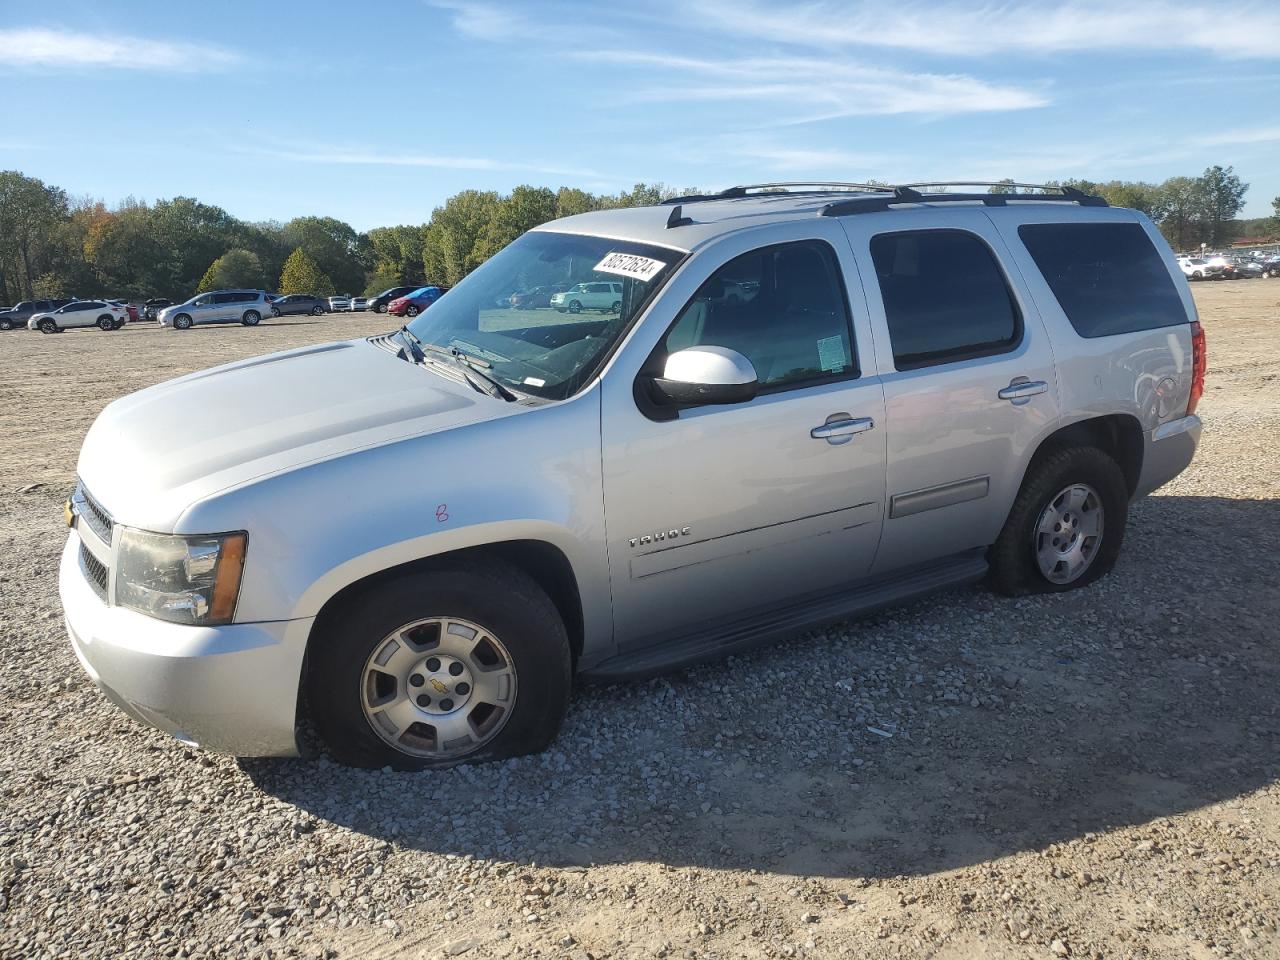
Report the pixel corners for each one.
[1187,320,1206,415]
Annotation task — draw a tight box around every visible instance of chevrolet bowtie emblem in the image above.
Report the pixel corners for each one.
[429,678,448,694]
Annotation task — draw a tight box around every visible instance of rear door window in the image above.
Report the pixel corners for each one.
[1018,222,1187,337]
[869,230,1021,370]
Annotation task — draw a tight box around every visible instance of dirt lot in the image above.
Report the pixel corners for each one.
[1,283,1278,960]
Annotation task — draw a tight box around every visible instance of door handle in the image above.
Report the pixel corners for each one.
[811,415,875,444]
[997,379,1048,405]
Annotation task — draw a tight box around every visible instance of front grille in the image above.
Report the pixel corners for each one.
[80,542,108,601]
[75,482,114,543]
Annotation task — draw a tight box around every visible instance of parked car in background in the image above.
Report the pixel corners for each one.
[387,286,443,317]
[1264,257,1280,278]
[142,298,173,321]
[350,297,369,312]
[368,286,418,314]
[550,281,624,314]
[271,294,329,317]
[106,299,140,322]
[509,284,568,309]
[1177,257,1219,280]
[1231,258,1265,279]
[157,290,273,330]
[28,300,127,333]
[328,296,351,312]
[0,298,75,330]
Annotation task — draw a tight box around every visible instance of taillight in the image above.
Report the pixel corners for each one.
[1187,320,1206,415]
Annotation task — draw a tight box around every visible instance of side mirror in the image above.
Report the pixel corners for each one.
[650,346,759,405]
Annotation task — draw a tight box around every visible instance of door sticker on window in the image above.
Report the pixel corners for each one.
[594,252,665,282]
[816,335,846,373]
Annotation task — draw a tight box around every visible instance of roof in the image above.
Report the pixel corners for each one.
[534,183,1113,252]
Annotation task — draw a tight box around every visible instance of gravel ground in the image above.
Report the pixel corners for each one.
[1,284,1278,960]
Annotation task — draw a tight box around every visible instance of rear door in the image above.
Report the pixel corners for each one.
[839,210,1059,574]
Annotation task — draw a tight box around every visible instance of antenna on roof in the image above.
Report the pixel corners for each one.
[666,205,693,229]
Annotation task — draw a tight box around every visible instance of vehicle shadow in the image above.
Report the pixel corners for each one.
[243,494,1280,880]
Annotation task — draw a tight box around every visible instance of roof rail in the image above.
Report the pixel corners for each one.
[661,181,893,205]
[819,185,1107,217]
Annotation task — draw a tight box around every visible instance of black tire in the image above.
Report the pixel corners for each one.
[173,314,193,330]
[311,305,324,316]
[242,310,261,326]
[610,300,621,313]
[376,303,387,313]
[568,300,582,314]
[306,561,572,770]
[38,319,57,334]
[988,446,1128,596]
[0,318,11,331]
[98,315,114,330]
[405,304,419,317]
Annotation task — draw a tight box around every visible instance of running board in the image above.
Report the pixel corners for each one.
[582,549,988,680]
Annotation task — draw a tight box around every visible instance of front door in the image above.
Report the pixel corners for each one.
[600,228,888,652]
[839,211,1060,574]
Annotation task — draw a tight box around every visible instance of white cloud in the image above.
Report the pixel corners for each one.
[426,1,560,42]
[0,27,241,71]
[239,145,607,181]
[575,51,1048,118]
[1194,126,1280,147]
[685,0,1280,59]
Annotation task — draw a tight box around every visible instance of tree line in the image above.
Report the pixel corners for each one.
[0,166,1271,305]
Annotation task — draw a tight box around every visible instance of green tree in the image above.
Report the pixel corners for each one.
[0,170,70,299]
[196,248,265,292]
[555,187,598,218]
[367,225,426,286]
[280,216,366,294]
[1197,165,1248,247]
[420,190,502,286]
[278,246,334,296]
[1155,177,1204,252]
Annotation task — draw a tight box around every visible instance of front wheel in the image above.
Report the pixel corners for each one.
[405,305,419,317]
[0,319,11,331]
[38,319,57,334]
[567,299,582,314]
[173,314,193,330]
[988,446,1128,596]
[307,562,571,769]
[376,303,387,314]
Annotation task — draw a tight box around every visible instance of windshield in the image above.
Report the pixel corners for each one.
[405,231,682,400]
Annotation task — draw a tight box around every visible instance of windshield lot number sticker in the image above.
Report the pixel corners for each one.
[594,252,665,282]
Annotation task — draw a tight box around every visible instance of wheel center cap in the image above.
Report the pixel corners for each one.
[409,654,474,715]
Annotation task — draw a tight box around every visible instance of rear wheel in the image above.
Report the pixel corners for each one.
[311,305,324,316]
[988,446,1128,596]
[610,300,621,314]
[97,315,115,331]
[307,562,571,769]
[173,314,193,330]
[38,319,57,334]
[242,310,262,326]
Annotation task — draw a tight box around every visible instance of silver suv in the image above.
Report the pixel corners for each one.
[157,289,272,329]
[60,182,1203,769]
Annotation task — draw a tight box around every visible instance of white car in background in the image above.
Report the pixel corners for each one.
[27,300,128,334]
[350,297,369,312]
[1177,257,1219,280]
[549,281,624,314]
[328,296,351,312]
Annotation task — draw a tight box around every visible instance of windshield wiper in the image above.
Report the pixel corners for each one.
[397,324,425,363]
[418,342,519,402]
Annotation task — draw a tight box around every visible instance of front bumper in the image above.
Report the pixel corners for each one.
[59,532,312,756]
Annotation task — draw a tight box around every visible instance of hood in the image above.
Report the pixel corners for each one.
[77,337,508,530]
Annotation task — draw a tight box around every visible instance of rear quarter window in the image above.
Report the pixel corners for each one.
[1018,222,1187,338]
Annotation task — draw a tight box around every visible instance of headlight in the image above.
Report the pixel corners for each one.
[115,528,247,625]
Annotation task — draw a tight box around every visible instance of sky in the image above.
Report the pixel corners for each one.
[1,0,1277,230]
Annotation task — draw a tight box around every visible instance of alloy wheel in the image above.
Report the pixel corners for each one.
[360,617,517,761]
[1033,483,1104,585]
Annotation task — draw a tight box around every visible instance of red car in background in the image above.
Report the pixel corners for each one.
[387,286,443,318]
[108,300,139,322]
